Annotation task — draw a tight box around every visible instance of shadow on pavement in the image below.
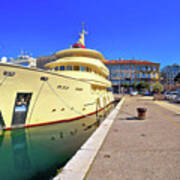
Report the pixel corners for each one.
[118,116,138,120]
[126,117,138,120]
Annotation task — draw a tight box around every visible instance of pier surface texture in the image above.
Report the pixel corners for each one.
[86,96,180,180]
[53,97,125,180]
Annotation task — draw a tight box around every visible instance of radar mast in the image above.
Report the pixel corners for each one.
[78,22,88,46]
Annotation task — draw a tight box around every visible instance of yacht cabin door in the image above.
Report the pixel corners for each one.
[12,93,32,127]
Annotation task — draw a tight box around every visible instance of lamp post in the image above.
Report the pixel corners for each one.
[118,81,121,94]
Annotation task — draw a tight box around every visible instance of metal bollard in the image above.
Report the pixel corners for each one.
[137,107,147,120]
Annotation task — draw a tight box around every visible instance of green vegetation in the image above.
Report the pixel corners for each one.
[136,82,150,91]
[120,83,137,88]
[152,82,164,93]
[120,83,130,88]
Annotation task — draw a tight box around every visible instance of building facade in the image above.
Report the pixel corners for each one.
[161,64,180,85]
[105,60,160,93]
[36,55,58,69]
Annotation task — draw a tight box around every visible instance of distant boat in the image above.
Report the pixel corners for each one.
[10,53,36,68]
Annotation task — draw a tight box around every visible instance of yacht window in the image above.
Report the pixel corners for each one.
[87,67,92,72]
[60,66,65,71]
[67,66,72,70]
[86,67,92,72]
[80,66,85,71]
[55,66,59,71]
[74,66,80,71]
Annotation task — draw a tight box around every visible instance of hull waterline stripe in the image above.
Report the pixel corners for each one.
[5,102,114,131]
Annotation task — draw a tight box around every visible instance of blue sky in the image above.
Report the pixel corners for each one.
[0,0,180,68]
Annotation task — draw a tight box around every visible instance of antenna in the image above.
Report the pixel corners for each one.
[78,22,88,46]
[82,22,88,35]
[21,50,24,56]
[82,21,85,31]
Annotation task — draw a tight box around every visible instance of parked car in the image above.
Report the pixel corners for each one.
[169,91,178,101]
[164,91,177,100]
[174,94,180,103]
[164,91,171,100]
[130,91,138,96]
[143,91,151,96]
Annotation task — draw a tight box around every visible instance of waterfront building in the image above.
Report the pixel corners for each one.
[36,55,57,69]
[161,64,180,85]
[105,59,160,93]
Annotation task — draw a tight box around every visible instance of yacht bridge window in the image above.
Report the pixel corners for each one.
[67,66,72,70]
[50,65,107,78]
[60,66,65,70]
[73,66,80,71]
[80,66,85,71]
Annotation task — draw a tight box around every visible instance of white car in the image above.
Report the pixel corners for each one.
[130,91,138,96]
[168,91,178,102]
[174,94,180,103]
[165,91,177,100]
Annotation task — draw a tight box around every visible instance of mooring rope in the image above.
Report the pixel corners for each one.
[27,81,45,124]
[0,76,8,86]
[46,81,98,120]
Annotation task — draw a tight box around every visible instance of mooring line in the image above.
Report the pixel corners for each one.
[27,81,45,124]
[0,76,8,86]
[46,81,97,120]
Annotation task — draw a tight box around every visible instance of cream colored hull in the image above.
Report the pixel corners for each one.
[0,63,114,130]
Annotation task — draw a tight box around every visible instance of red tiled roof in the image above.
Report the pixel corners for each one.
[105,60,159,65]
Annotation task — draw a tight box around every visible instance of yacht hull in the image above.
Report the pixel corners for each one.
[0,63,114,130]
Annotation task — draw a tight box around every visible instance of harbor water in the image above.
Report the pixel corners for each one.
[0,105,114,179]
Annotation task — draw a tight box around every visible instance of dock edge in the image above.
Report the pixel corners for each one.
[53,97,126,180]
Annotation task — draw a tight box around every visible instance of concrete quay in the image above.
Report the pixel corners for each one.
[54,97,125,180]
[86,96,180,180]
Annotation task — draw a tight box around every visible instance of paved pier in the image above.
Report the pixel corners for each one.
[86,96,180,180]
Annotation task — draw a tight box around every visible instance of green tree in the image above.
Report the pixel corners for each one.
[130,83,137,89]
[136,82,150,91]
[152,82,164,93]
[121,83,129,88]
